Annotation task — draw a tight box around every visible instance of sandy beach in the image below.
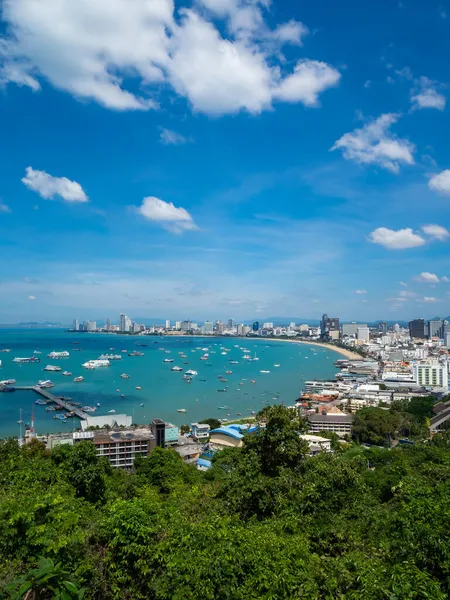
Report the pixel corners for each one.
[265,338,364,360]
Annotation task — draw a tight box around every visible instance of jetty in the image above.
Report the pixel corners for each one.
[15,386,89,420]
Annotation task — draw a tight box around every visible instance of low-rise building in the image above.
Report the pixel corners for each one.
[191,422,211,441]
[300,434,332,455]
[307,411,353,437]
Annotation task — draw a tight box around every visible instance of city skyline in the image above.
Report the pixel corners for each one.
[1,0,450,322]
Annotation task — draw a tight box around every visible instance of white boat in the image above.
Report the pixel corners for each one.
[0,349,11,353]
[98,354,122,360]
[108,409,116,413]
[243,355,251,359]
[163,358,174,363]
[120,373,130,379]
[185,369,198,376]
[12,356,40,363]
[74,376,84,382]
[0,379,16,385]
[171,366,183,371]
[274,364,280,367]
[47,351,69,358]
[38,380,54,388]
[177,408,187,413]
[82,359,110,369]
[136,386,142,390]
[260,370,270,374]
[62,371,72,376]
[44,365,62,372]
[221,352,227,355]
[200,355,209,360]
[33,350,41,354]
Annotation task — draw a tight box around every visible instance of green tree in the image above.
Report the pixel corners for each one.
[199,418,221,430]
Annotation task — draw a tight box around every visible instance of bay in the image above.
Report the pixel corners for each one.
[0,328,338,438]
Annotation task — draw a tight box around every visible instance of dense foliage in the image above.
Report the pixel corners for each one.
[1,405,450,599]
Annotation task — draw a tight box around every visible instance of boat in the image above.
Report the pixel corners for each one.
[274,364,280,367]
[62,371,72,376]
[229,360,239,364]
[236,412,242,416]
[243,355,251,359]
[136,386,142,390]
[0,379,16,385]
[54,414,67,421]
[225,370,232,375]
[171,366,183,371]
[38,380,54,388]
[260,370,270,374]
[185,369,198,376]
[140,403,144,407]
[200,355,209,360]
[250,380,256,384]
[45,406,56,412]
[221,352,227,355]
[82,360,110,368]
[217,389,228,392]
[35,399,47,405]
[121,350,127,353]
[177,408,187,413]
[108,409,116,413]
[184,361,190,365]
[128,351,142,357]
[47,351,69,358]
[120,373,130,379]
[0,386,15,392]
[43,365,61,372]
[73,376,84,382]
[98,354,122,360]
[0,349,11,352]
[81,406,97,413]
[218,405,229,409]
[33,350,41,354]
[121,394,125,398]
[163,358,174,363]
[12,356,40,363]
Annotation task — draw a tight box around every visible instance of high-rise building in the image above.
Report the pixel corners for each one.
[227,318,235,329]
[341,322,359,337]
[409,319,426,339]
[378,322,388,334]
[73,318,79,331]
[428,319,444,339]
[202,321,214,334]
[263,322,274,329]
[320,314,340,337]
[215,320,225,333]
[165,320,171,329]
[151,418,166,448]
[175,321,181,330]
[84,320,96,331]
[252,321,259,332]
[106,318,111,331]
[180,320,192,331]
[357,326,370,342]
[413,361,448,389]
[120,313,132,332]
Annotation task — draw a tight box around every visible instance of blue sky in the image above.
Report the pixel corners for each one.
[1,0,450,323]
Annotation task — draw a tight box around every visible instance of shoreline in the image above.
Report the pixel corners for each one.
[264,338,364,361]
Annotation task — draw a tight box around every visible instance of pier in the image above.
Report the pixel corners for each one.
[15,386,89,420]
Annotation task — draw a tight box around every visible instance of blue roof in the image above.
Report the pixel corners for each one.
[210,426,244,440]
[197,458,212,468]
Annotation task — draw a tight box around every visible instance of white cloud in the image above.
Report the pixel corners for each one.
[421,296,440,303]
[0,201,11,213]
[428,170,450,195]
[411,77,446,111]
[368,227,425,250]
[355,289,367,295]
[415,272,440,283]
[27,295,36,301]
[22,167,88,202]
[421,224,450,240]
[159,128,191,145]
[331,114,415,173]
[137,196,198,233]
[441,276,450,283]
[399,281,408,287]
[273,60,341,106]
[0,0,339,116]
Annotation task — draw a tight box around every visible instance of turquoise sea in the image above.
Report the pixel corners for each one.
[0,329,338,438]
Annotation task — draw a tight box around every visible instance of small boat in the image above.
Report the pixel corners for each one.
[274,364,280,367]
[140,403,145,407]
[33,350,41,354]
[229,360,239,364]
[177,408,187,413]
[184,361,190,365]
[171,366,183,371]
[74,376,84,382]
[120,373,130,379]
[46,406,56,412]
[225,370,232,375]
[236,412,242,416]
[136,386,142,390]
[250,380,256,384]
[62,371,72,376]
[97,402,101,407]
[121,394,125,398]
[260,370,270,374]
[217,389,228,392]
[163,358,174,363]
[116,388,120,392]
[218,405,229,409]
[35,399,47,405]
[108,409,116,413]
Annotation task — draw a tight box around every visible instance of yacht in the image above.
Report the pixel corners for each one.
[121,373,131,379]
[73,376,84,382]
[62,371,72,376]
[171,366,183,372]
[44,365,62,372]
[82,359,110,368]
[12,356,40,363]
[38,380,54,388]
[47,351,70,359]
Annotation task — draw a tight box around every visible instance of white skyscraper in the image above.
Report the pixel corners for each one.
[73,318,79,331]
[120,313,132,332]
[165,320,171,329]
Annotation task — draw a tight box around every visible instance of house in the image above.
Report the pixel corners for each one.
[191,422,211,441]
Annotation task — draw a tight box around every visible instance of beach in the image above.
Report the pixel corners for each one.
[265,338,364,360]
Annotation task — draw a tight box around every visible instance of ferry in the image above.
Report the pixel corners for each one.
[44,365,61,372]
[47,351,69,358]
[12,356,40,363]
[73,376,84,382]
[82,359,110,368]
